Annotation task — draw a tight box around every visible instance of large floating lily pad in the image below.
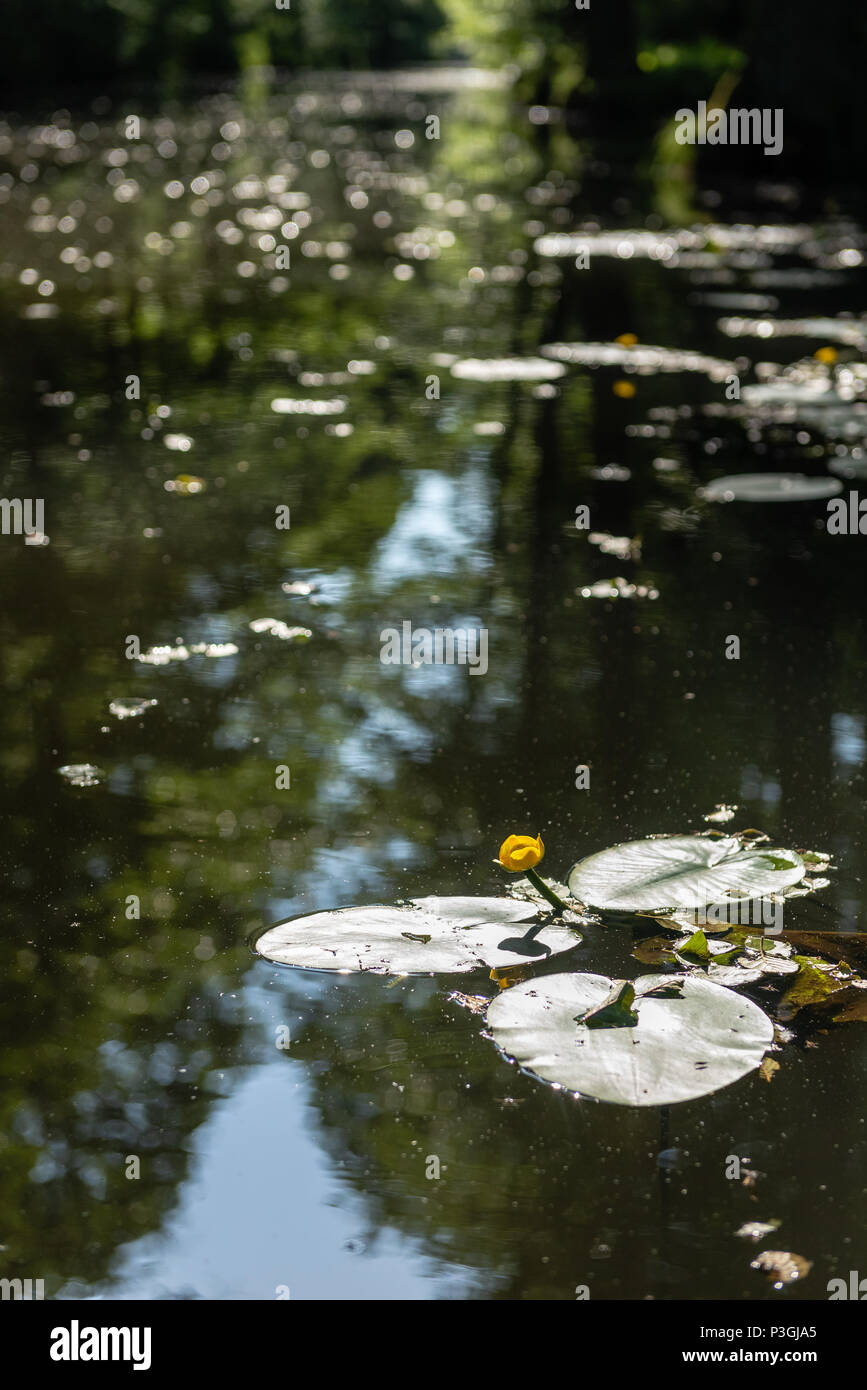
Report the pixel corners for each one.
[701,473,842,503]
[540,340,736,381]
[254,895,582,976]
[568,835,805,911]
[450,357,566,382]
[486,972,774,1106]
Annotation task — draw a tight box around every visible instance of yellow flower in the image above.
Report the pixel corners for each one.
[814,346,837,365]
[613,379,636,398]
[615,333,638,346]
[498,833,544,872]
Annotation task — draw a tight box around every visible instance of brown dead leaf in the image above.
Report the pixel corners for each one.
[447,991,488,1015]
[751,1250,812,1287]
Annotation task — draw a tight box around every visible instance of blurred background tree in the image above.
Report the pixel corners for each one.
[2,0,864,186]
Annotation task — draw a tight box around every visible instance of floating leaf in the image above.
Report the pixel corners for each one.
[781,977,867,1026]
[674,928,740,964]
[759,1057,780,1083]
[821,985,867,1024]
[783,933,867,971]
[568,835,805,912]
[646,907,738,936]
[576,981,639,1029]
[254,896,581,976]
[800,850,832,869]
[486,972,774,1106]
[778,956,855,1019]
[642,979,685,999]
[706,962,765,988]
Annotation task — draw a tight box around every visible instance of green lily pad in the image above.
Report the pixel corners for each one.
[705,937,799,989]
[674,928,742,964]
[568,835,805,912]
[253,895,582,976]
[702,473,842,503]
[486,971,774,1106]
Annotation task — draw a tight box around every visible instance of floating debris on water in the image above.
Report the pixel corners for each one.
[164,474,205,493]
[579,577,659,600]
[689,292,779,310]
[541,340,737,382]
[450,357,566,381]
[108,698,158,720]
[281,581,316,597]
[137,640,237,663]
[22,302,60,319]
[704,803,739,824]
[138,643,191,665]
[750,1250,812,1288]
[587,532,641,561]
[58,763,105,787]
[735,1220,781,1241]
[188,642,239,657]
[535,224,813,263]
[249,619,312,642]
[270,397,347,414]
[591,463,631,482]
[447,991,488,1015]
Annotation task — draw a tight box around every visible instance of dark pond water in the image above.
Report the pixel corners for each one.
[1,69,866,1301]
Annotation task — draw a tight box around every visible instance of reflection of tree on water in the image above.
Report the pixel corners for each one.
[273,964,865,1299]
[0,85,573,1289]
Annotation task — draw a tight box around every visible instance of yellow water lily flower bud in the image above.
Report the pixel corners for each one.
[498,833,545,872]
[613,379,636,398]
[814,346,837,364]
[615,333,638,346]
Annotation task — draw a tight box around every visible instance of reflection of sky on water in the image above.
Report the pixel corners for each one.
[372,469,493,587]
[832,712,866,768]
[90,1064,465,1300]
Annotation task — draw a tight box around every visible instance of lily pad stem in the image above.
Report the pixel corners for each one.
[525,867,569,914]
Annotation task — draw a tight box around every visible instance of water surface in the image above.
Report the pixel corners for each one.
[1,70,866,1300]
